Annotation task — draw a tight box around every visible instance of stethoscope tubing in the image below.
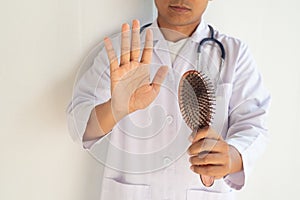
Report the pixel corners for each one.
[140,23,225,74]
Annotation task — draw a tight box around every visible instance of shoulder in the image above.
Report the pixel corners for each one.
[213,27,247,51]
[212,27,252,63]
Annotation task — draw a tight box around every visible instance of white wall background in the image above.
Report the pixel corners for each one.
[0,0,299,200]
[0,1,153,200]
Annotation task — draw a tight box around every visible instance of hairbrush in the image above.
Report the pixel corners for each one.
[178,70,216,187]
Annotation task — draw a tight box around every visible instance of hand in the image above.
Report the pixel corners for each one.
[104,19,168,121]
[188,127,232,180]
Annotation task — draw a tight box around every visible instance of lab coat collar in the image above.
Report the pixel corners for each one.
[141,20,171,66]
[140,19,209,67]
[141,19,209,45]
[141,20,166,47]
[189,19,209,43]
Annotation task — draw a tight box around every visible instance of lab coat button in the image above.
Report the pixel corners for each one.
[163,156,172,165]
[166,115,173,124]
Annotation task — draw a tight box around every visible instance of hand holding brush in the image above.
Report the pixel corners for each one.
[178,70,242,187]
[188,127,232,187]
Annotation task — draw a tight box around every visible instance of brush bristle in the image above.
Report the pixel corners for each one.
[178,70,215,131]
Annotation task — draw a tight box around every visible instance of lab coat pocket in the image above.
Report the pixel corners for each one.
[101,177,151,200]
[187,189,235,200]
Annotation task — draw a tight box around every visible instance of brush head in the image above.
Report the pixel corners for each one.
[178,70,215,132]
[178,70,216,187]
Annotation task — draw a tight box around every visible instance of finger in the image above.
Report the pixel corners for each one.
[141,29,153,64]
[192,127,221,143]
[120,23,130,65]
[104,37,118,72]
[130,19,140,62]
[188,138,224,155]
[190,165,225,178]
[151,66,168,93]
[192,127,209,143]
[189,153,225,165]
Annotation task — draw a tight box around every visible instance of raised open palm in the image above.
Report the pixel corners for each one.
[104,20,168,120]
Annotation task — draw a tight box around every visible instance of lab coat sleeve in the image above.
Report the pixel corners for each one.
[66,46,112,149]
[223,42,271,190]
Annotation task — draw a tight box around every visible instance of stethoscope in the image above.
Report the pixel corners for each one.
[141,23,226,86]
[197,25,225,83]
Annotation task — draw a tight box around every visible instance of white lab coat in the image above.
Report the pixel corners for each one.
[67,20,271,200]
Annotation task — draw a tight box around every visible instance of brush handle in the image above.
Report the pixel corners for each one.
[200,175,214,187]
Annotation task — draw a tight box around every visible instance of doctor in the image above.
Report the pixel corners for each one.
[67,0,271,199]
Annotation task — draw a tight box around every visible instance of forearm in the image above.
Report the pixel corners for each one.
[229,145,243,174]
[83,99,117,141]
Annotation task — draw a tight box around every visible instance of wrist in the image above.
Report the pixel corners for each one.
[110,98,131,121]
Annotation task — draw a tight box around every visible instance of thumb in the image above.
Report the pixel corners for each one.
[192,127,209,143]
[192,127,221,143]
[151,66,169,92]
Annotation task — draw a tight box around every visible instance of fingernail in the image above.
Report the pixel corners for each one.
[187,149,191,155]
[132,19,140,28]
[146,29,153,37]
